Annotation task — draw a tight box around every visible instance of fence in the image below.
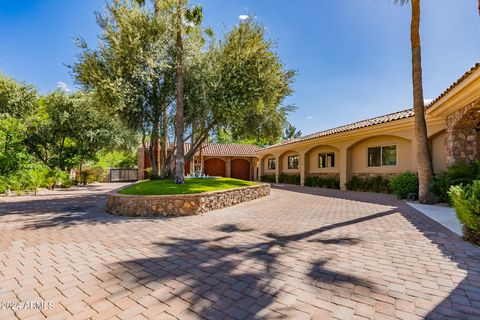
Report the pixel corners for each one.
[109,169,138,182]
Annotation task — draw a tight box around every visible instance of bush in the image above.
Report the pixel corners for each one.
[79,167,108,185]
[389,172,419,199]
[45,169,70,189]
[260,175,276,183]
[346,175,391,193]
[432,161,480,203]
[304,176,340,189]
[449,181,480,245]
[278,173,300,185]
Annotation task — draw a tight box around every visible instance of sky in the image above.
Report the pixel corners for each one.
[0,0,479,135]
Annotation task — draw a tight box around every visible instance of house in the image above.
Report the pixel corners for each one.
[138,143,260,181]
[138,63,480,189]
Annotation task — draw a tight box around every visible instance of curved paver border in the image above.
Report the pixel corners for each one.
[106,182,270,217]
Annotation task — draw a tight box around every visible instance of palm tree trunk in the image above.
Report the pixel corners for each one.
[411,0,434,203]
[174,0,185,184]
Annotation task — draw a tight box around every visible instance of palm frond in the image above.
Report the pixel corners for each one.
[393,0,410,5]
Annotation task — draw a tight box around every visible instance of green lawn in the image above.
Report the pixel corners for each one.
[118,177,257,195]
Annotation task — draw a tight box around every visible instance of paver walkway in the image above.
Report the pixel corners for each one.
[0,183,479,320]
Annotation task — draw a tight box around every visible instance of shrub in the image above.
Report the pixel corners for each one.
[79,167,108,185]
[278,173,300,185]
[389,172,419,199]
[260,175,276,183]
[304,176,340,189]
[432,161,480,203]
[449,181,480,245]
[346,176,391,193]
[45,169,70,190]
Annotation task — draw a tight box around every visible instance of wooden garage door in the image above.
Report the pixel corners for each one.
[231,158,250,180]
[204,158,226,177]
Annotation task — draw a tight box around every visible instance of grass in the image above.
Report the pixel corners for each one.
[118,177,257,195]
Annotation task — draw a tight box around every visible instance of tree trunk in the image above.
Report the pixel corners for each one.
[411,0,434,203]
[174,0,185,184]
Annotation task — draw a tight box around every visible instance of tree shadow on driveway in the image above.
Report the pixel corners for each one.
[108,210,398,319]
[270,184,480,319]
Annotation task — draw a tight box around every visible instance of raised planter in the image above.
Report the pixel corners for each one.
[106,183,270,217]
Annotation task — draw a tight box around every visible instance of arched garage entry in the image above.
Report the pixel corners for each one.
[204,158,226,177]
[231,158,250,180]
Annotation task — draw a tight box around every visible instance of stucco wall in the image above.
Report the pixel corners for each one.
[349,136,414,175]
[306,146,340,174]
[280,151,300,174]
[431,131,448,173]
[262,154,276,175]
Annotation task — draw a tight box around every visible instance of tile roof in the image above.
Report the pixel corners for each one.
[427,62,480,108]
[156,142,260,156]
[260,109,415,151]
[261,62,480,152]
[201,143,260,156]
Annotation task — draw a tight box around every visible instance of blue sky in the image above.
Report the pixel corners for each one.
[0,0,479,135]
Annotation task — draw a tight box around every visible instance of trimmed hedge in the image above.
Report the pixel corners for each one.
[346,176,391,193]
[278,173,300,185]
[305,176,340,189]
[260,175,276,183]
[389,172,419,199]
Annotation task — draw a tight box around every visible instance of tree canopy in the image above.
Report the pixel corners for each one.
[74,1,296,178]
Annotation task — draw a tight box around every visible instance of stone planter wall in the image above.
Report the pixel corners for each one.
[106,183,270,217]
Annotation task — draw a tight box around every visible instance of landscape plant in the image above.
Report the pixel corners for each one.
[432,161,480,203]
[346,176,391,193]
[305,176,340,189]
[449,181,480,245]
[278,173,300,185]
[389,172,419,199]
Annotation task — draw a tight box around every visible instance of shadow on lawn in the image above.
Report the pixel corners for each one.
[270,184,480,319]
[109,211,398,318]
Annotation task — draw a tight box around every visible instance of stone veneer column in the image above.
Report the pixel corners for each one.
[137,147,145,180]
[445,99,480,166]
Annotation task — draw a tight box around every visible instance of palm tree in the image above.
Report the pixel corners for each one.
[174,0,186,184]
[395,0,434,203]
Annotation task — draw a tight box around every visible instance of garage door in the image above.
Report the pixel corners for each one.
[231,158,250,180]
[204,158,226,177]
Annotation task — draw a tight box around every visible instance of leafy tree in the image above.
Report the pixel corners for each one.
[74,0,176,179]
[394,0,434,203]
[0,72,38,119]
[184,19,295,160]
[0,115,30,175]
[282,123,302,141]
[25,91,123,171]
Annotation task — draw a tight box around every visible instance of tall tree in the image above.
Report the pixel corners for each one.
[183,19,296,160]
[74,0,176,178]
[283,123,302,141]
[395,0,434,203]
[174,0,186,184]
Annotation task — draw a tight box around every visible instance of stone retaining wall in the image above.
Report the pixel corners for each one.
[106,183,270,217]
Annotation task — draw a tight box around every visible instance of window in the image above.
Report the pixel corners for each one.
[267,158,276,170]
[319,152,335,168]
[368,145,397,167]
[288,155,299,169]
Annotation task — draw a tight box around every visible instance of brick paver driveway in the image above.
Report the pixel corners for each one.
[1,183,479,320]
